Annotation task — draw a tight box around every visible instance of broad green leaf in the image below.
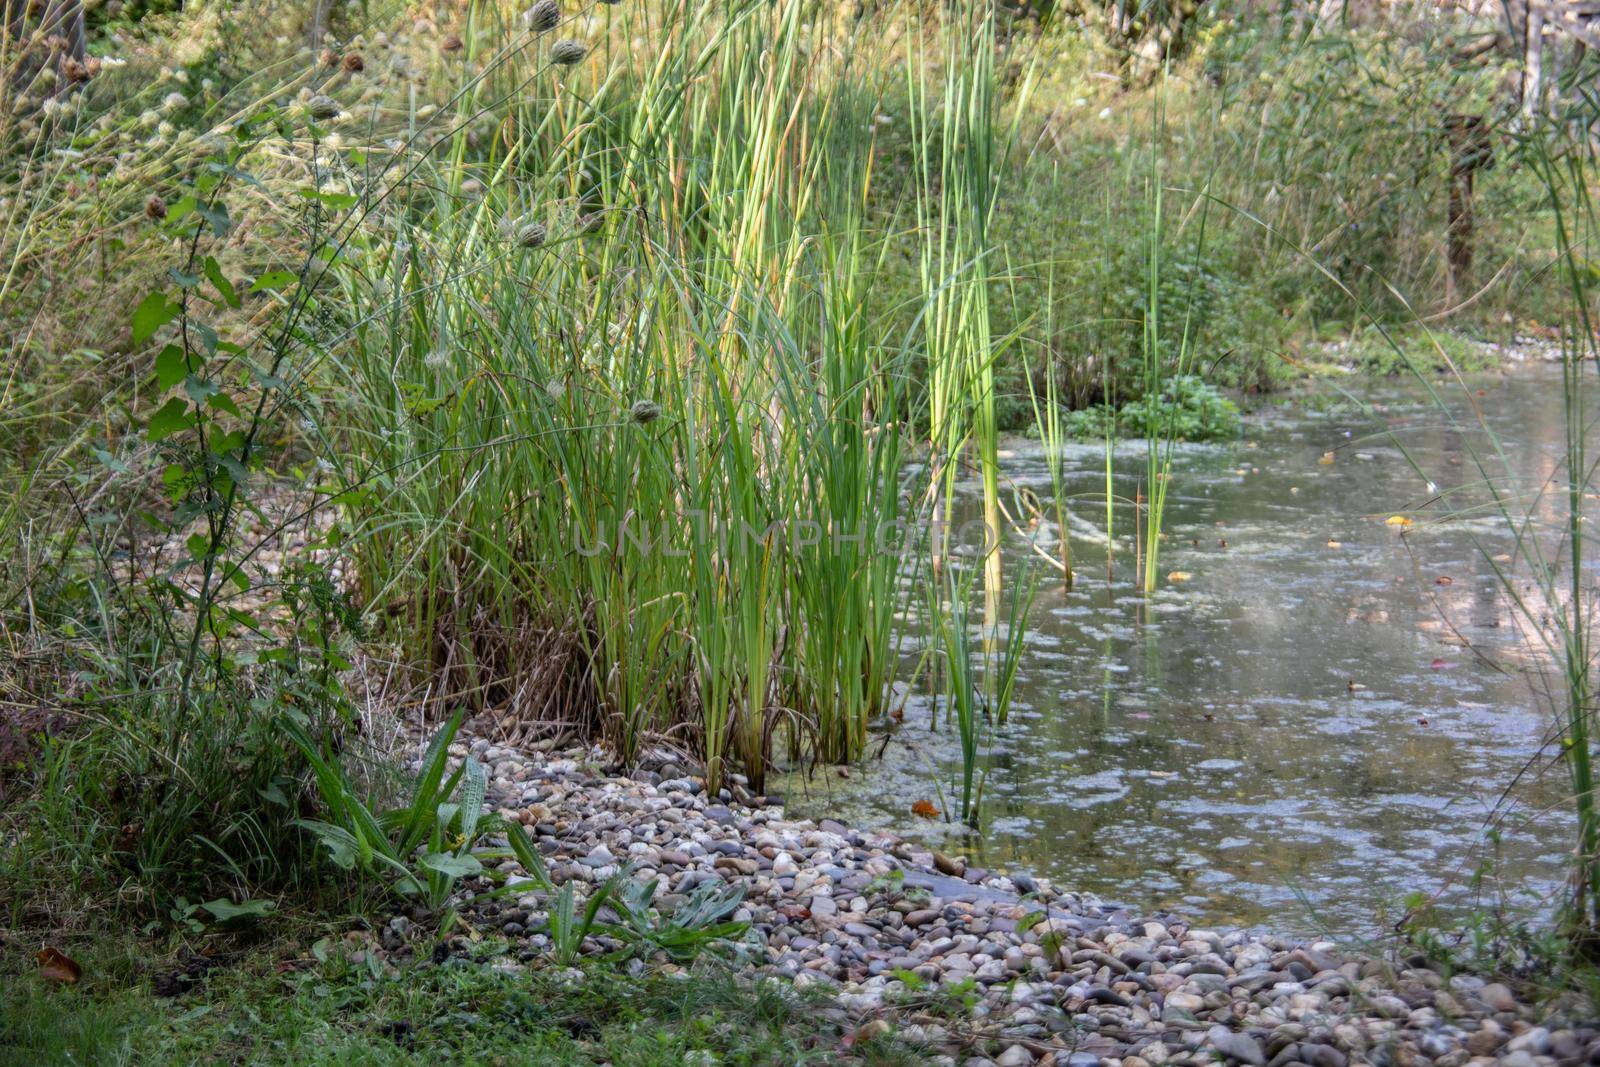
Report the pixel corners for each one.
[194,322,219,357]
[196,201,232,237]
[200,898,276,923]
[183,375,220,405]
[220,562,250,593]
[457,758,487,845]
[155,344,187,391]
[146,397,193,442]
[203,257,239,309]
[165,195,197,223]
[217,453,250,485]
[294,819,360,868]
[132,292,178,345]
[419,852,482,879]
[249,270,298,293]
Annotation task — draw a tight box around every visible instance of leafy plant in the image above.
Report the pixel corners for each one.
[606,877,749,963]
[1059,376,1241,442]
[288,712,499,913]
[543,877,620,967]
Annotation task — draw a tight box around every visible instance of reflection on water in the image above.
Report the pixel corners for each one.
[779,364,1592,941]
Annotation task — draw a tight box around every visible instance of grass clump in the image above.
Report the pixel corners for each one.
[0,932,919,1066]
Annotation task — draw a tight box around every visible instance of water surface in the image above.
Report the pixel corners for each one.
[780,363,1591,941]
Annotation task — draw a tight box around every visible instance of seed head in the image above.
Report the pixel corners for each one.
[629,400,662,425]
[307,95,340,120]
[550,39,588,65]
[523,1,560,32]
[145,194,167,221]
[513,219,547,248]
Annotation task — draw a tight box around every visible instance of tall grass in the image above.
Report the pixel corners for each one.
[333,0,914,793]
[909,0,1018,627]
[1513,100,1600,931]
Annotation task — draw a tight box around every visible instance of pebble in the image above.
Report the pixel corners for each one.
[1206,1024,1266,1065]
[411,726,1586,1065]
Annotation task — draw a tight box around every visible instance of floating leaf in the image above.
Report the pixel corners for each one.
[910,799,939,818]
[35,947,81,984]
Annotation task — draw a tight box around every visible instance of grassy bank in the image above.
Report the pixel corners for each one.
[0,927,915,1065]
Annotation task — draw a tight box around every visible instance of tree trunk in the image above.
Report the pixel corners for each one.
[1444,114,1492,307]
[1523,0,1545,115]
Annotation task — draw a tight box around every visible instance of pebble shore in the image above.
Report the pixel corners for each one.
[430,731,1593,1067]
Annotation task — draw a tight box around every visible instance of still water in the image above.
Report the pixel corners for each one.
[780,364,1591,941]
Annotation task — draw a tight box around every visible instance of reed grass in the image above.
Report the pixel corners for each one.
[331,0,920,794]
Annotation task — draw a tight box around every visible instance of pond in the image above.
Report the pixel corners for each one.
[778,361,1588,941]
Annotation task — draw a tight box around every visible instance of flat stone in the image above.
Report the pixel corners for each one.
[1206,1025,1267,1065]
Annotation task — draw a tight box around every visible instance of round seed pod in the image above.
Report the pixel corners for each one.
[549,39,588,65]
[307,95,341,120]
[523,0,560,32]
[515,220,547,248]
